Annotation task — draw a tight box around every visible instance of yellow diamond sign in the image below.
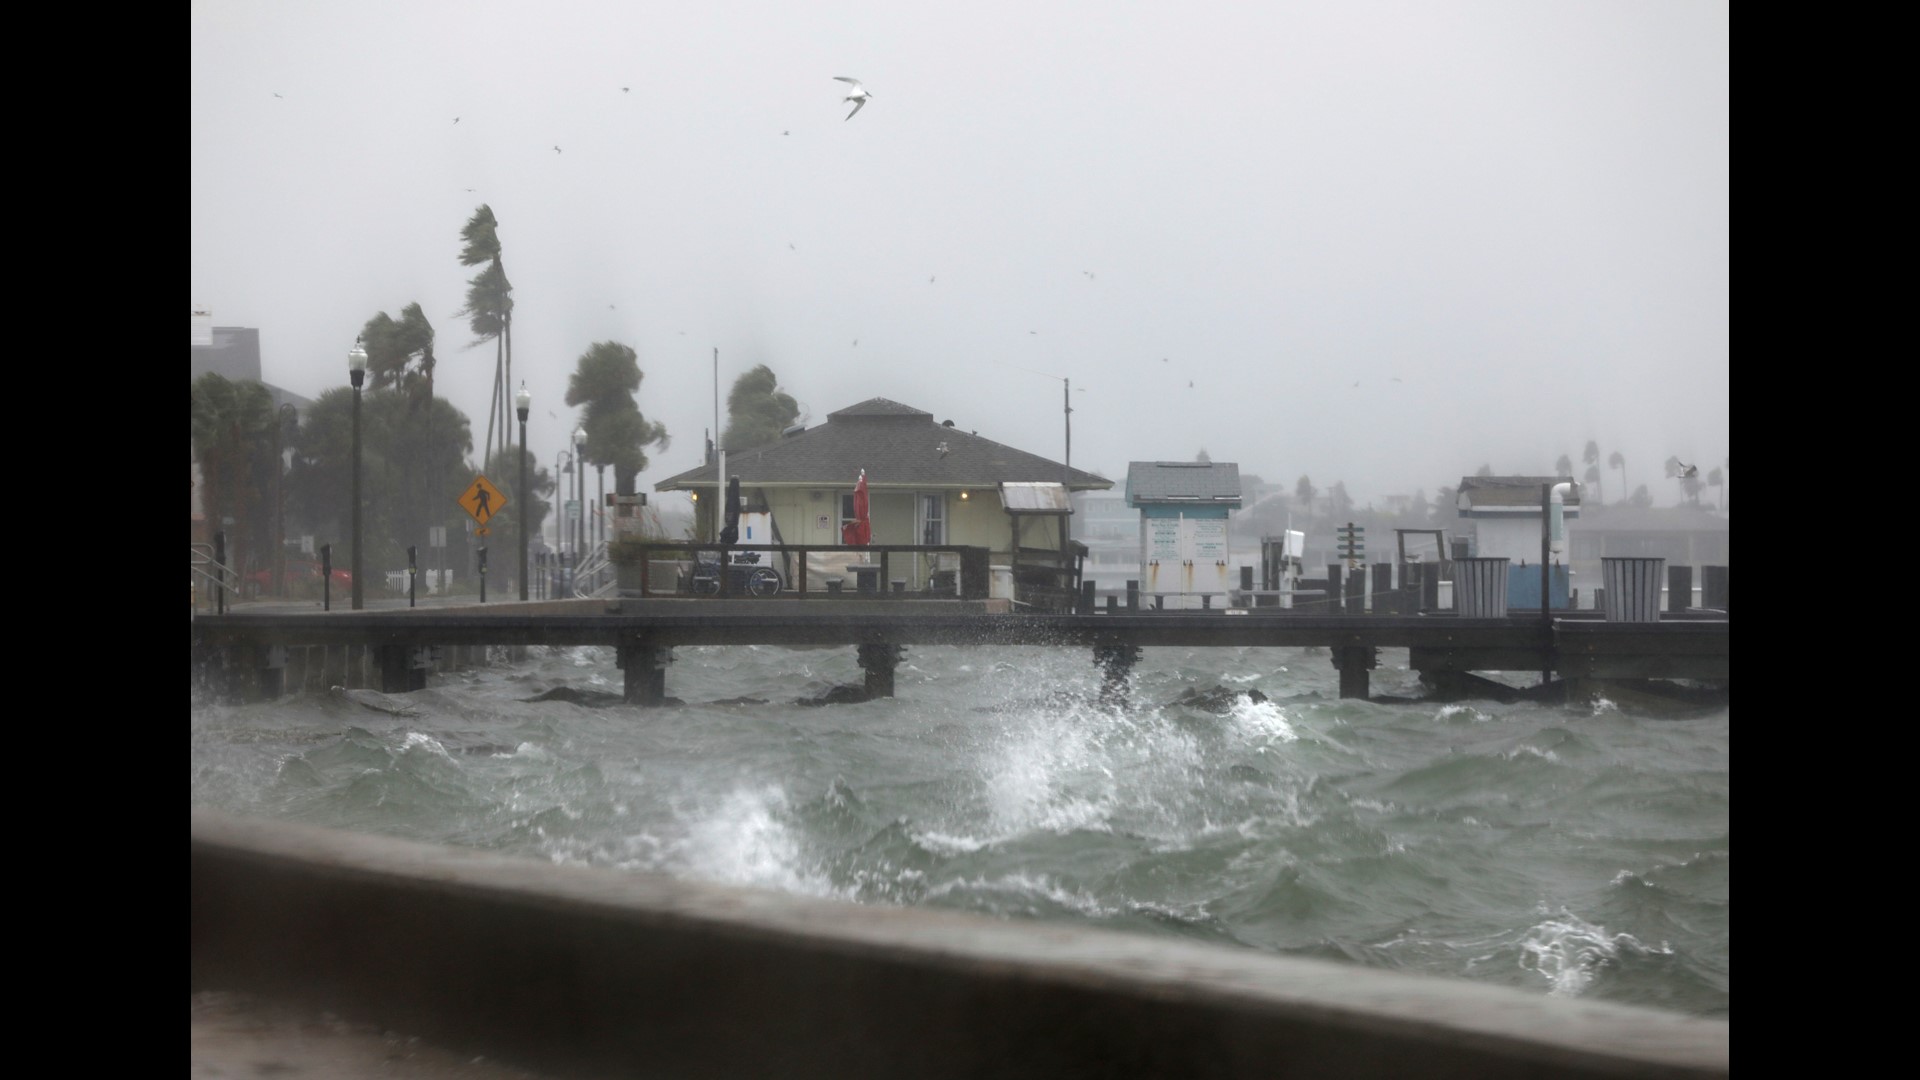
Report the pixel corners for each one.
[459,475,506,526]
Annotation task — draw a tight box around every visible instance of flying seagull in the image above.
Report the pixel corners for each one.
[834,76,871,120]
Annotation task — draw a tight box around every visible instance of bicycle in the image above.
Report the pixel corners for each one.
[690,552,783,597]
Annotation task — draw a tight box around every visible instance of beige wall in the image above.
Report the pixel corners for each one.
[756,486,1037,565]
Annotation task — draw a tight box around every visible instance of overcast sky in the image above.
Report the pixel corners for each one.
[191,1,1728,510]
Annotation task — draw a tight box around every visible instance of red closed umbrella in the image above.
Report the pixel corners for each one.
[842,469,871,546]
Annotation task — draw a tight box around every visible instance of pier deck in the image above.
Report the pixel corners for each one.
[190,598,1728,705]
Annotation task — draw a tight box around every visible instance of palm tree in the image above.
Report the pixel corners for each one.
[456,205,513,469]
[1583,464,1602,505]
[1608,452,1626,504]
[723,364,801,451]
[1555,453,1573,477]
[565,341,670,497]
[360,303,437,407]
[192,373,279,580]
[1708,464,1725,512]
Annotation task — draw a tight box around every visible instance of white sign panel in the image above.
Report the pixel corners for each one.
[1147,517,1181,559]
[1190,518,1227,562]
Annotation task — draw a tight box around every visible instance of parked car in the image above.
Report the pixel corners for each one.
[244,559,352,596]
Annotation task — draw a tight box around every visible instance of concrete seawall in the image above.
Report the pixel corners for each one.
[191,810,1728,1079]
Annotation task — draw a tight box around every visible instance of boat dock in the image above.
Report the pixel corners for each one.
[190,597,1728,706]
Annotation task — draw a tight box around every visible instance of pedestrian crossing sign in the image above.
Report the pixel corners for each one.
[459,475,506,525]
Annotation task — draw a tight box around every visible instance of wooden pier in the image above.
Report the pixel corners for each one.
[190,597,1728,706]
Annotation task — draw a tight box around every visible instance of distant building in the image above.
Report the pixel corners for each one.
[1568,504,1730,584]
[191,325,261,383]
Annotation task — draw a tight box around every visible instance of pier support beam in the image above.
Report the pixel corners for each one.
[856,643,904,699]
[1092,644,1143,706]
[1330,646,1378,700]
[376,645,434,694]
[617,641,674,706]
[254,645,287,700]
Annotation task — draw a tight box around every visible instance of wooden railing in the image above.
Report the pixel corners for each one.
[613,543,993,600]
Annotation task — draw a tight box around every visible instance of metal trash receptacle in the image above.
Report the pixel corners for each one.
[1454,557,1510,618]
[1601,557,1666,622]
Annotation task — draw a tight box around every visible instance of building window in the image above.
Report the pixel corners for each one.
[840,492,856,537]
[921,494,945,545]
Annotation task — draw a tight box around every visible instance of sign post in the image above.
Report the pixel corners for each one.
[459,477,507,603]
[1336,523,1365,570]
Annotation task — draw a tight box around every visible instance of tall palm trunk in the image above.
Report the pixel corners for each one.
[502,311,512,466]
[483,335,503,469]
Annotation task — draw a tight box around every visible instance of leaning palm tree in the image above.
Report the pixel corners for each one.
[565,341,670,497]
[456,205,513,469]
[1583,464,1603,505]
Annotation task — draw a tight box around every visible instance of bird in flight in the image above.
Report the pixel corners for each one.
[553,145,562,154]
[834,77,871,120]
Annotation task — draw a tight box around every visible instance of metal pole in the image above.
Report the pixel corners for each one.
[350,375,364,609]
[715,347,726,545]
[576,442,587,568]
[518,412,529,600]
[1540,483,1551,686]
[408,545,417,608]
[276,404,294,597]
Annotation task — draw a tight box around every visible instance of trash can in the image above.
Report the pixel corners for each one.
[1454,557,1510,618]
[1601,557,1665,622]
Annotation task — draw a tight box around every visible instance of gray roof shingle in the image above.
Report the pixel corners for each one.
[1125,461,1242,506]
[1457,476,1585,509]
[655,398,1111,491]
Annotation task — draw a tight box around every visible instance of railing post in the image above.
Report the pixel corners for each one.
[214,531,228,615]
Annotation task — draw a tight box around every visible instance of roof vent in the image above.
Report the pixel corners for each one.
[942,419,955,427]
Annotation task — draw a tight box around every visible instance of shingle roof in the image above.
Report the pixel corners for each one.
[655,398,1112,491]
[1457,476,1585,509]
[1125,461,1242,506]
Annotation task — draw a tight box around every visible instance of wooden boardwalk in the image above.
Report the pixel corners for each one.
[190,598,1728,705]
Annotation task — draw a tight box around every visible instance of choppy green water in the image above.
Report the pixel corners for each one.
[189,643,1728,1019]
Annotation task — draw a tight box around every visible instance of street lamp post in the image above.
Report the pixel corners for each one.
[516,383,531,601]
[348,337,368,610]
[275,403,296,597]
[574,425,589,568]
